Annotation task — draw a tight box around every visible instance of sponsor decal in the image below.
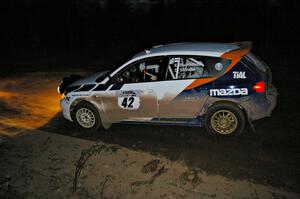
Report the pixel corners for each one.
[116,90,140,110]
[210,88,248,96]
[71,93,90,97]
[116,90,140,97]
[233,71,246,79]
[179,66,198,72]
[215,63,223,71]
[183,96,200,101]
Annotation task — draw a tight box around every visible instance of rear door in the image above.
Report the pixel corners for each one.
[158,55,230,119]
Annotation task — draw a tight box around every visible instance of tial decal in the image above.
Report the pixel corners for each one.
[210,88,248,96]
[233,71,246,79]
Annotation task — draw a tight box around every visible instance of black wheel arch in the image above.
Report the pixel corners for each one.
[70,99,103,131]
[203,100,248,136]
[204,100,248,119]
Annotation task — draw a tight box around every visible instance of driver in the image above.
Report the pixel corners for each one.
[139,62,159,81]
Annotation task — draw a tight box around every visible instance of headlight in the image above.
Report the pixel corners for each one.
[57,85,62,94]
[57,80,65,94]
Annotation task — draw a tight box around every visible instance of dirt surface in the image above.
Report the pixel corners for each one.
[0,72,299,198]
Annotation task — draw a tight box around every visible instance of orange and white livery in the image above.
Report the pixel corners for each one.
[58,42,278,136]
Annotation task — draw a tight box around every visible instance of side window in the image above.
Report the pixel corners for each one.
[205,56,231,77]
[165,56,231,80]
[113,58,163,84]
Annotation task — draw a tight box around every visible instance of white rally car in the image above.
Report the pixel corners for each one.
[58,42,277,136]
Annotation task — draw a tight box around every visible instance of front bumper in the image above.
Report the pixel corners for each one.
[265,85,278,117]
[60,98,73,121]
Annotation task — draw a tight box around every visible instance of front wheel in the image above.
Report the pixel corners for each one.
[72,102,102,132]
[204,102,246,136]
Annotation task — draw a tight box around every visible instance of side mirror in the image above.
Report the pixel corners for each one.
[109,75,123,85]
[117,76,124,83]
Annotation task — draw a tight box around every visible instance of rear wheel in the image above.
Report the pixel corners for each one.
[72,102,102,132]
[204,102,246,136]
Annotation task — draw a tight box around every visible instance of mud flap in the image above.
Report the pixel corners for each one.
[102,122,112,130]
[247,117,256,133]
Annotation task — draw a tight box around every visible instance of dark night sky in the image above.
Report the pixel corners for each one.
[1,2,299,194]
[0,0,299,71]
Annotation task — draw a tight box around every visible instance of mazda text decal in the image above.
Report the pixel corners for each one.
[210,88,248,96]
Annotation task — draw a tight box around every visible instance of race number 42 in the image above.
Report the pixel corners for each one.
[121,97,134,108]
[117,90,141,110]
[118,96,140,110]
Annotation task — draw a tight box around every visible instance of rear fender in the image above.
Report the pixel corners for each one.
[199,97,250,118]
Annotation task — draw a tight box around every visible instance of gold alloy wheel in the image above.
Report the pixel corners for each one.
[210,109,238,135]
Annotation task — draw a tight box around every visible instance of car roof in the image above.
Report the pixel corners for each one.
[105,41,252,83]
[132,42,244,59]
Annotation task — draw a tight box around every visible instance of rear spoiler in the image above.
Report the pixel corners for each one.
[220,41,253,73]
[221,41,252,60]
[232,41,252,51]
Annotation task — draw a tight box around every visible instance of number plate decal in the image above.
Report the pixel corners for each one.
[116,90,140,110]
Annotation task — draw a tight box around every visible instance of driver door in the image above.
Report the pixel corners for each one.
[99,57,165,122]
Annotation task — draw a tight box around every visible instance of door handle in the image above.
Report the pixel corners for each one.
[139,89,154,94]
[146,89,154,93]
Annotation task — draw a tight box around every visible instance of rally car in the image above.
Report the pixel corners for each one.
[58,42,278,136]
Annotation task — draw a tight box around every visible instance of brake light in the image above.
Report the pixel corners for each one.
[252,81,266,93]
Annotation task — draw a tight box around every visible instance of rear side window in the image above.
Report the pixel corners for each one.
[244,53,269,73]
[165,56,231,80]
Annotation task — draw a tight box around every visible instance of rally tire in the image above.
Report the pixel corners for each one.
[71,102,102,132]
[204,102,246,137]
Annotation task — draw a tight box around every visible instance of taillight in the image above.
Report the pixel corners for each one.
[252,81,266,93]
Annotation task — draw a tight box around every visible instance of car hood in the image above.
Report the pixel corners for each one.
[69,70,110,86]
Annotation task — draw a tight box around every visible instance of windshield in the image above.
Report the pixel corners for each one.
[96,70,111,83]
[97,55,135,83]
